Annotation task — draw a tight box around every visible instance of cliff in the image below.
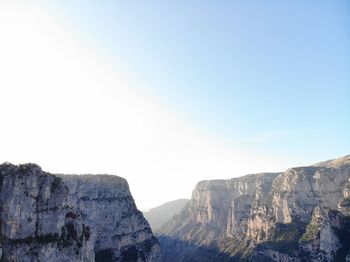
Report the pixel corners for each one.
[158,155,350,261]
[0,163,162,262]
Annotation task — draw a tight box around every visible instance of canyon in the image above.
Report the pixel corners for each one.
[1,155,350,261]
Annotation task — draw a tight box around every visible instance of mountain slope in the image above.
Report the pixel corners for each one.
[158,155,350,262]
[143,199,189,232]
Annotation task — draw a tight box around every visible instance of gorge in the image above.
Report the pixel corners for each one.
[1,155,350,261]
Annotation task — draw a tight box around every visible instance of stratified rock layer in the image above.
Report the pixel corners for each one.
[158,155,350,262]
[0,163,162,262]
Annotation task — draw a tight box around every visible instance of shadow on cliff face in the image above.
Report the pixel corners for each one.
[158,215,350,262]
[158,236,242,262]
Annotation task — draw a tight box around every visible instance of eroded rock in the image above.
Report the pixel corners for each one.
[0,163,162,262]
[158,155,350,261]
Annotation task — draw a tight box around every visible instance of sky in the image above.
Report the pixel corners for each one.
[0,1,349,210]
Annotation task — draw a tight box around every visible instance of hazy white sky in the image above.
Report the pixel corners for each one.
[1,2,348,210]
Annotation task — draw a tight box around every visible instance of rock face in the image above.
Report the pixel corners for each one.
[0,163,162,262]
[158,155,350,261]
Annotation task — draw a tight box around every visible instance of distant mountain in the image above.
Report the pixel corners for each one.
[158,155,350,262]
[143,199,190,232]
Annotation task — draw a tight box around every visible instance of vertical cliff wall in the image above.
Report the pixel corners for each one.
[158,155,350,262]
[0,163,162,262]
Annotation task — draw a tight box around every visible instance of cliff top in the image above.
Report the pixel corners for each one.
[193,154,350,189]
[0,162,43,176]
[313,154,350,168]
[195,172,281,188]
[0,162,128,186]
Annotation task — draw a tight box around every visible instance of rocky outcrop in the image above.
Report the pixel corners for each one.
[253,207,350,262]
[0,163,162,262]
[158,155,350,261]
[299,208,342,261]
[338,178,350,216]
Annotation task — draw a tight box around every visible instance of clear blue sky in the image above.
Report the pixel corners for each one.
[1,1,348,209]
[52,0,349,161]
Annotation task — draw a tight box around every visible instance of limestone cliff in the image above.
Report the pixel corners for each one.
[0,163,162,262]
[158,155,350,261]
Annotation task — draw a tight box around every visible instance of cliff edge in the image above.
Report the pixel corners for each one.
[0,163,162,262]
